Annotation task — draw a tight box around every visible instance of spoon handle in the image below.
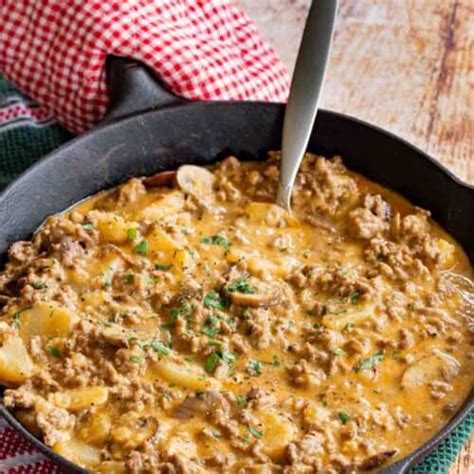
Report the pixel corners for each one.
[276,0,338,211]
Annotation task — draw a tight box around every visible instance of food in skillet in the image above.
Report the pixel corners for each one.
[0,152,472,473]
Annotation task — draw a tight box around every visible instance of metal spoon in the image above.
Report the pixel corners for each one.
[276,0,338,212]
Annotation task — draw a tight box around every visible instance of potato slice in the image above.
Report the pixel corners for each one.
[54,438,101,468]
[111,414,158,450]
[148,229,193,271]
[257,411,295,461]
[89,210,136,245]
[323,304,376,330]
[78,411,112,445]
[50,386,109,411]
[140,191,185,221]
[19,303,76,341]
[0,336,34,386]
[401,350,460,389]
[150,360,211,390]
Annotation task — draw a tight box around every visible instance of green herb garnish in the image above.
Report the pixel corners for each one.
[82,223,95,231]
[205,352,221,373]
[248,359,263,376]
[354,351,385,372]
[123,273,134,284]
[350,291,361,304]
[134,239,148,256]
[32,280,48,290]
[201,235,231,249]
[155,263,172,271]
[151,339,170,356]
[49,346,62,358]
[226,277,255,294]
[338,412,350,425]
[236,395,248,407]
[204,291,229,311]
[129,356,142,364]
[249,427,263,439]
[334,348,346,357]
[203,325,218,337]
[127,228,138,241]
[171,302,194,320]
[272,355,281,367]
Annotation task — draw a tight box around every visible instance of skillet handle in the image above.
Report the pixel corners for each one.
[102,56,186,124]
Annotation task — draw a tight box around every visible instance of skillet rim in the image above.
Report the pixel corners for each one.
[0,103,472,474]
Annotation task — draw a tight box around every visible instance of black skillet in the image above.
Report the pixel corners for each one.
[0,57,472,473]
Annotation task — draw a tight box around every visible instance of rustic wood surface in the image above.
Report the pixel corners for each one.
[238,0,473,472]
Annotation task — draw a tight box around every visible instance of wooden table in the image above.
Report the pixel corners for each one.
[238,0,473,472]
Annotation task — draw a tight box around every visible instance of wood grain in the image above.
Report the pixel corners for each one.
[237,0,473,472]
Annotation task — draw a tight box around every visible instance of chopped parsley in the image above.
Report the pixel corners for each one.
[205,352,220,373]
[155,263,172,271]
[248,427,263,439]
[82,223,95,231]
[202,315,221,337]
[203,325,218,337]
[151,339,170,356]
[127,228,138,241]
[272,355,281,367]
[334,348,346,357]
[205,351,235,373]
[350,291,361,304]
[32,280,48,290]
[236,395,248,407]
[196,391,208,399]
[204,291,229,311]
[134,239,148,256]
[201,235,231,249]
[129,356,142,364]
[220,352,236,367]
[338,412,350,425]
[123,273,134,284]
[226,277,255,294]
[48,346,62,358]
[407,303,416,312]
[248,359,263,376]
[354,351,385,372]
[306,309,316,316]
[171,302,194,320]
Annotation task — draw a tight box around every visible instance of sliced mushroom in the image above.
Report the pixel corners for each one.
[176,165,215,204]
[143,170,176,188]
[401,350,460,389]
[229,291,279,308]
[174,390,230,419]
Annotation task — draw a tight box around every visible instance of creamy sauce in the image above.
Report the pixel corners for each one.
[0,153,472,473]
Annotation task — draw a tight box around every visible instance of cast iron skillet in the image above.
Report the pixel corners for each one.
[0,57,472,473]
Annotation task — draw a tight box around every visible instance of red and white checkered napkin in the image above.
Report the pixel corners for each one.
[0,1,288,471]
[0,0,289,134]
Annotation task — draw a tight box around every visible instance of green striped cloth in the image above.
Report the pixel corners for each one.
[0,75,472,473]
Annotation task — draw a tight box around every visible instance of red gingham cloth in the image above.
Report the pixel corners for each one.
[0,0,289,134]
[0,1,289,472]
